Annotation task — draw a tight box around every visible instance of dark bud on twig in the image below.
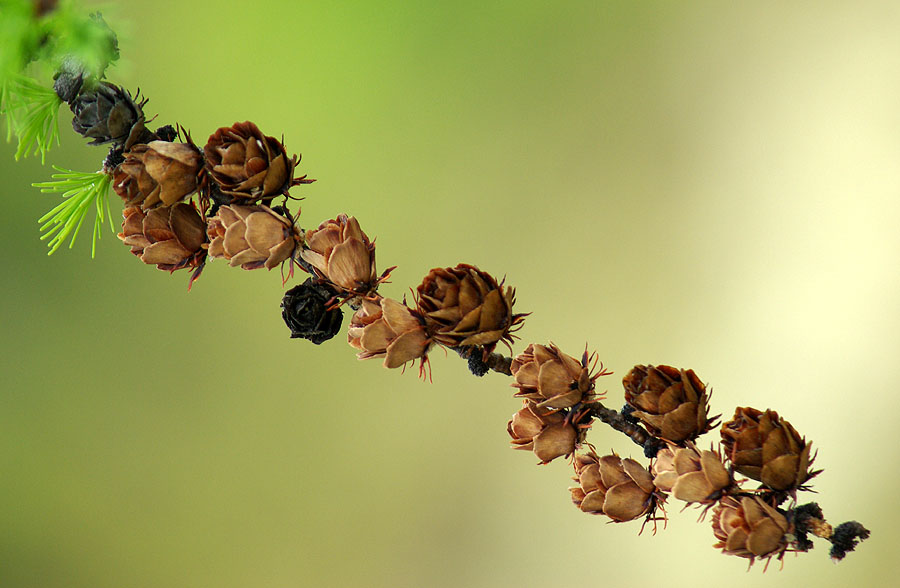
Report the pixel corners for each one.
[642,436,663,459]
[829,521,870,561]
[155,125,177,142]
[453,345,513,376]
[53,61,85,104]
[788,502,823,552]
[281,278,343,344]
[621,403,638,425]
[463,346,489,377]
[103,146,125,172]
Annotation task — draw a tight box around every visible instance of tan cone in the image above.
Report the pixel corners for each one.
[720,407,815,492]
[347,298,430,369]
[206,204,298,270]
[712,496,791,563]
[623,365,714,443]
[569,451,657,522]
[507,401,577,464]
[301,215,379,294]
[415,264,525,354]
[511,343,607,409]
[652,443,733,505]
[118,203,207,272]
[113,140,202,209]
[204,121,305,201]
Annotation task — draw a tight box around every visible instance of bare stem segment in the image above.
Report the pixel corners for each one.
[585,402,660,456]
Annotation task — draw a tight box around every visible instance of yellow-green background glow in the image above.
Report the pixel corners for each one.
[1,1,897,586]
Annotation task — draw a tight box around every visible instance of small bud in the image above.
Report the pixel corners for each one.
[71,82,150,147]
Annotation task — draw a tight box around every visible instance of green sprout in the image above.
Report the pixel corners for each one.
[0,0,35,141]
[41,5,120,79]
[34,167,114,257]
[4,76,62,163]
[0,78,15,141]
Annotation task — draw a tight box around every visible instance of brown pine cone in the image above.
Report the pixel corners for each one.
[570,451,657,522]
[203,121,310,202]
[623,365,715,443]
[113,140,203,209]
[206,204,299,270]
[347,298,430,369]
[712,496,791,564]
[720,407,816,492]
[507,401,581,464]
[652,443,733,505]
[510,343,608,409]
[415,264,525,355]
[118,203,207,272]
[301,214,385,295]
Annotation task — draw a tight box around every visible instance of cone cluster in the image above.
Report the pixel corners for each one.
[57,77,314,286]
[536,362,826,567]
[47,61,863,569]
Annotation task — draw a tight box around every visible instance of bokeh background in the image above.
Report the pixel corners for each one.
[2,1,898,586]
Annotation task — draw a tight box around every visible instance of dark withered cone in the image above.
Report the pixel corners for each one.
[281,278,343,344]
[70,82,152,148]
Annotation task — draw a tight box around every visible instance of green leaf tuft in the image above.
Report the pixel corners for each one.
[34,167,115,257]
[5,76,62,163]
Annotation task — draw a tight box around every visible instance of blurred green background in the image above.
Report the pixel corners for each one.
[1,1,898,586]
